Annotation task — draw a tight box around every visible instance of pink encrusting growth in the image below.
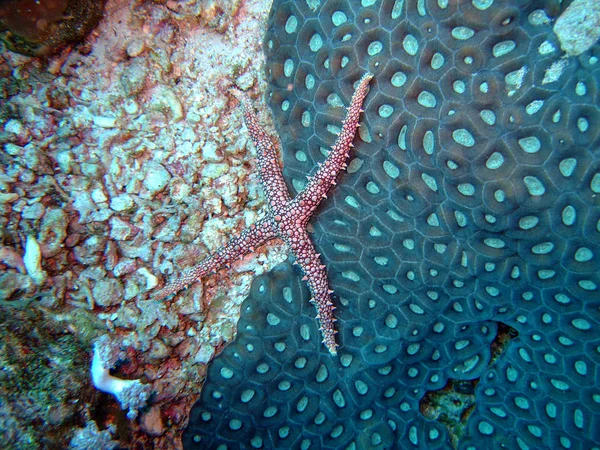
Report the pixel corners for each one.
[154,73,373,355]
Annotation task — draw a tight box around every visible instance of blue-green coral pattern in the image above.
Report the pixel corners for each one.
[183,0,600,448]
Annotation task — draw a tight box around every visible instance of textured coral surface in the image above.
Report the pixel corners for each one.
[184,0,600,448]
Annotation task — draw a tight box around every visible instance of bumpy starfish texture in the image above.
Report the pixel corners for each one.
[154,73,373,355]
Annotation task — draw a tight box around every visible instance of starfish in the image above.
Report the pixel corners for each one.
[154,73,373,355]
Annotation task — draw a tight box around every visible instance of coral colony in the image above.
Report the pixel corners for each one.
[183,1,600,448]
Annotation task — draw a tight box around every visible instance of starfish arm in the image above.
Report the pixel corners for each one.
[288,229,338,356]
[230,89,291,214]
[153,216,277,301]
[292,73,373,221]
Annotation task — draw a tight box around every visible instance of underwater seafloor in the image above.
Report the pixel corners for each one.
[1,0,600,449]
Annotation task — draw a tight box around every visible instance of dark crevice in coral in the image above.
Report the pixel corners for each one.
[419,321,518,448]
[488,320,519,364]
[420,379,477,449]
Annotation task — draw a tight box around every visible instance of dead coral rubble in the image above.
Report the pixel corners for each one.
[0,0,274,448]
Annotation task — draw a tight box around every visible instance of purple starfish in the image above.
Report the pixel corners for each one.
[154,73,373,355]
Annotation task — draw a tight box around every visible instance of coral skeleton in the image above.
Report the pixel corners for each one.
[154,73,373,355]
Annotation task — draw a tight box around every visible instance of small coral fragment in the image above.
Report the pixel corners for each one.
[23,235,47,286]
[554,0,600,56]
[69,420,118,450]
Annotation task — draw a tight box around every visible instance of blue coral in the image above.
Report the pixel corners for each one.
[183,0,600,448]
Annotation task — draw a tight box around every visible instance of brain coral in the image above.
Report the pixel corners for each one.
[183,0,600,448]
